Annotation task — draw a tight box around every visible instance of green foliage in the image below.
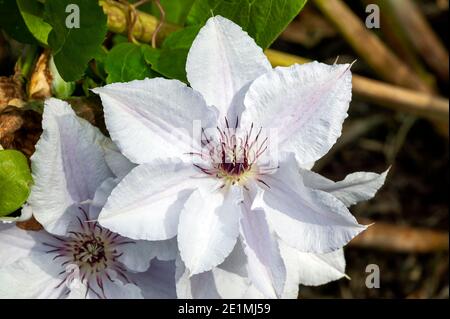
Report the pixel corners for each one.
[144,26,201,82]
[45,0,107,81]
[187,0,307,49]
[49,56,76,99]
[105,43,157,84]
[16,0,52,45]
[0,150,33,217]
[0,0,37,44]
[162,25,201,48]
[142,0,307,80]
[1,0,308,94]
[152,0,196,25]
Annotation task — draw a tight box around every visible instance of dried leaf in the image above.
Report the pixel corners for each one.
[0,106,42,159]
[28,50,52,99]
[0,75,24,112]
[16,215,43,231]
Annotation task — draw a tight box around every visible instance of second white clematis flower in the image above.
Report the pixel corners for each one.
[94,16,386,298]
[0,99,177,299]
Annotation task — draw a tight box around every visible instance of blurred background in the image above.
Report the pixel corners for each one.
[269,0,449,298]
[1,0,448,299]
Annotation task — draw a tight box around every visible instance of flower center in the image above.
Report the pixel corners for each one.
[190,117,275,188]
[44,208,134,298]
[71,234,107,268]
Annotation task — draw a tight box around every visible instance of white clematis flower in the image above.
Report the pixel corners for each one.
[280,167,388,294]
[175,238,347,299]
[94,16,387,298]
[176,240,254,299]
[0,98,177,299]
[175,239,300,299]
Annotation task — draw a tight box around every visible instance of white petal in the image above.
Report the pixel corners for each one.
[0,253,66,299]
[29,98,112,235]
[101,139,137,180]
[175,257,221,299]
[88,177,118,220]
[213,240,253,299]
[129,259,177,299]
[217,238,248,277]
[242,285,267,299]
[301,169,389,207]
[280,241,347,288]
[93,78,217,164]
[90,176,179,274]
[271,242,301,299]
[118,237,178,272]
[177,266,249,299]
[97,275,143,299]
[66,279,88,299]
[242,62,352,165]
[186,15,271,119]
[297,250,347,286]
[240,194,286,298]
[176,242,250,299]
[69,271,144,299]
[256,155,366,253]
[99,159,199,240]
[0,223,52,267]
[178,184,242,275]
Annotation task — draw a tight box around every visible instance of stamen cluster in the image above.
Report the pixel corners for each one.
[44,208,135,298]
[190,117,273,188]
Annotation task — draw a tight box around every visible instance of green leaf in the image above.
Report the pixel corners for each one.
[16,45,40,79]
[90,46,108,82]
[187,0,307,49]
[0,0,37,44]
[105,43,157,84]
[112,34,129,46]
[142,45,161,66]
[150,48,189,82]
[0,150,33,217]
[151,0,196,25]
[161,25,201,49]
[49,56,76,99]
[45,0,107,81]
[144,26,201,82]
[17,0,52,45]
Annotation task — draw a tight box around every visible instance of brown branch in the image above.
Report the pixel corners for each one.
[152,0,165,48]
[386,0,449,82]
[313,0,434,94]
[280,8,337,48]
[369,0,437,88]
[351,218,449,253]
[100,0,179,45]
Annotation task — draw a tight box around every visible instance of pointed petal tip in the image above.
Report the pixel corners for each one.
[365,221,376,228]
[90,87,101,94]
[43,97,72,114]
